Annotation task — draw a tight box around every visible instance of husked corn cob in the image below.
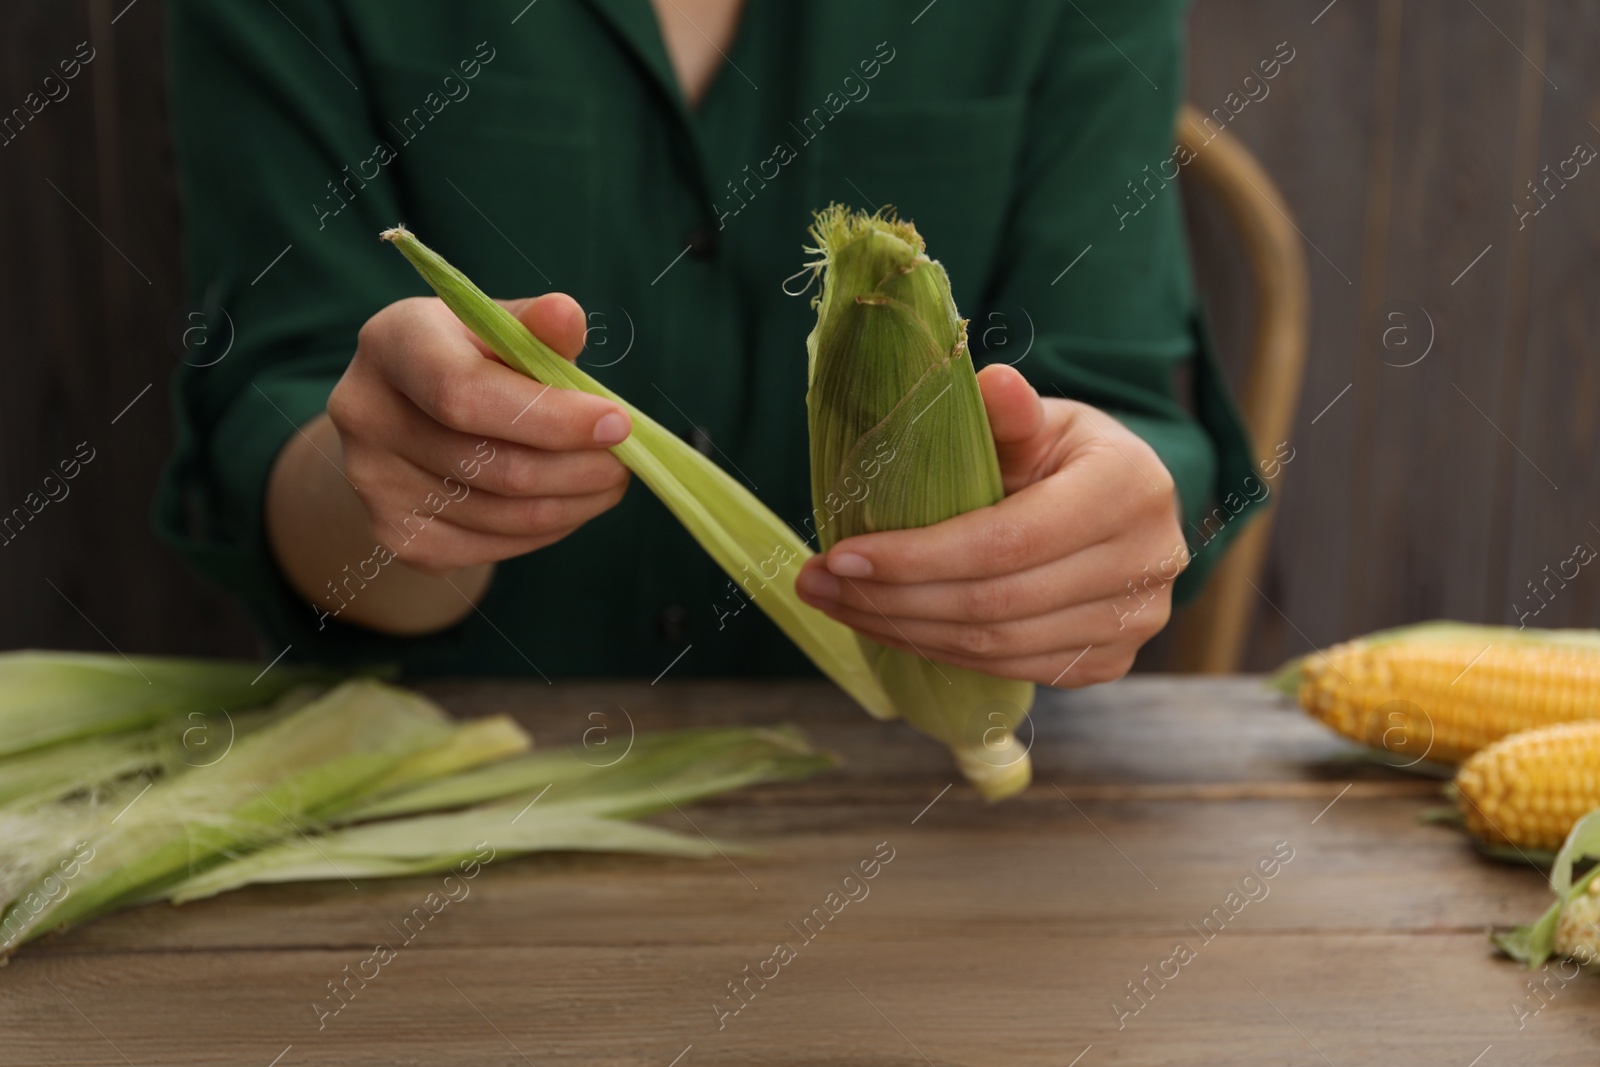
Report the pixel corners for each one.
[1455,721,1600,850]
[1295,623,1600,765]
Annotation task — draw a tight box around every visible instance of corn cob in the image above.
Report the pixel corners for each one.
[804,206,1036,798]
[1455,720,1600,850]
[1293,622,1600,764]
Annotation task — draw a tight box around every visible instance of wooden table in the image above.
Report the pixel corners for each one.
[5,677,1597,1065]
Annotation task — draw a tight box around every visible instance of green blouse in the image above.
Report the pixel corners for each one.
[158,0,1260,678]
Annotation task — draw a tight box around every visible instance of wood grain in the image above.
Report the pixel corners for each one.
[1346,0,1542,636]
[1501,1,1600,630]
[1174,1,1598,670]
[0,0,259,658]
[3,677,1590,1065]
[1181,0,1387,671]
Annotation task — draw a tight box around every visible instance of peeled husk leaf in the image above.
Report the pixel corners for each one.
[381,227,894,722]
[0,655,836,953]
[167,725,830,901]
[341,724,828,822]
[353,714,530,800]
[0,650,338,758]
[0,679,451,954]
[167,810,722,901]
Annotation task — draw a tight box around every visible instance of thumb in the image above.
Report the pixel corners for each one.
[977,363,1049,490]
[502,293,589,362]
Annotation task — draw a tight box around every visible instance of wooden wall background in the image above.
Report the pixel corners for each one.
[1,0,1595,670]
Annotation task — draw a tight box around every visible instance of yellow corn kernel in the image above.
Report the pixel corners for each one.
[1296,624,1600,765]
[1456,720,1600,850]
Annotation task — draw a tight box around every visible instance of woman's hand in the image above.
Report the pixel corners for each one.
[794,364,1188,687]
[328,294,632,572]
[266,294,632,635]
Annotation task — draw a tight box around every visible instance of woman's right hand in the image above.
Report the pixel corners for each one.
[266,293,631,635]
[326,293,632,575]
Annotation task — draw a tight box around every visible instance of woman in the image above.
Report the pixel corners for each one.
[158,0,1258,684]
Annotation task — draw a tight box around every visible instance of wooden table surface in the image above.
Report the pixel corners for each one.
[4,676,1597,1066]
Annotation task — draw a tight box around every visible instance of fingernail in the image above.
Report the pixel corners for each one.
[797,568,840,600]
[593,412,629,445]
[827,552,872,578]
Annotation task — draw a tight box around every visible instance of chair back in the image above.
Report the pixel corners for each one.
[1166,104,1311,673]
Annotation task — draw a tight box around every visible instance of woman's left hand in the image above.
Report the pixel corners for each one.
[795,364,1190,688]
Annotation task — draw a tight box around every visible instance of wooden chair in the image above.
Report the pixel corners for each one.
[1165,104,1311,673]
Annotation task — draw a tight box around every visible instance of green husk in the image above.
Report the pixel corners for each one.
[0,650,339,758]
[0,679,451,954]
[0,660,837,952]
[802,206,1036,799]
[1495,809,1600,967]
[0,734,159,809]
[0,697,306,813]
[381,227,894,722]
[340,724,827,822]
[352,714,531,801]
[166,724,832,901]
[167,810,722,900]
[0,696,304,931]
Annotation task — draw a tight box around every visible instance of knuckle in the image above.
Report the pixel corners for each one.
[390,295,436,327]
[358,298,424,353]
[953,622,1004,657]
[1125,610,1166,645]
[429,375,477,429]
[1144,596,1173,634]
[960,580,1013,623]
[340,446,377,490]
[325,380,357,431]
[521,394,592,450]
[1085,654,1134,686]
[493,455,540,496]
[602,458,631,490]
[355,314,388,357]
[526,494,606,533]
[517,496,562,533]
[1146,463,1178,505]
[982,518,1034,572]
[388,536,436,572]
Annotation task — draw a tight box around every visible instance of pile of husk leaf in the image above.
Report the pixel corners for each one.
[0,652,831,959]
